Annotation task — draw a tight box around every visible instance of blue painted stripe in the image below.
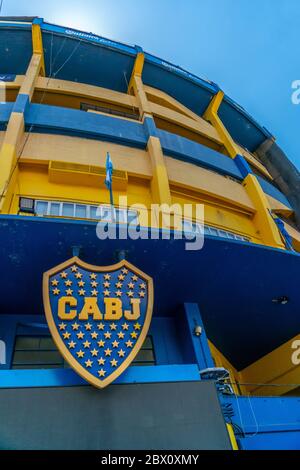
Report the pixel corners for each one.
[13,93,30,113]
[143,116,158,137]
[0,364,200,388]
[41,22,136,57]
[24,104,148,148]
[158,128,243,180]
[234,154,253,178]
[0,102,13,122]
[257,175,292,209]
[0,22,31,29]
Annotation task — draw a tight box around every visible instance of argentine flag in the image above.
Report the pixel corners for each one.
[105,152,113,190]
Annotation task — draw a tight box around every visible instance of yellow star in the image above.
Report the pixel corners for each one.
[122,323,129,330]
[117,331,125,339]
[104,348,112,356]
[79,289,86,296]
[118,274,125,281]
[78,280,85,287]
[98,357,105,365]
[128,282,135,289]
[65,280,72,287]
[90,273,97,280]
[112,340,119,348]
[85,359,93,368]
[68,341,76,349]
[104,274,111,280]
[91,289,98,296]
[63,332,71,340]
[122,268,128,274]
[116,282,123,289]
[91,281,98,288]
[85,323,92,331]
[118,349,126,358]
[132,275,138,281]
[134,322,141,330]
[110,359,118,367]
[116,290,122,297]
[52,288,60,295]
[103,281,110,288]
[91,348,99,357]
[77,331,85,339]
[97,323,105,330]
[104,331,111,339]
[75,272,83,279]
[110,323,117,331]
[126,340,133,348]
[71,266,78,273]
[72,322,80,331]
[97,340,105,348]
[51,279,59,286]
[98,369,106,377]
[60,271,68,279]
[130,331,138,339]
[103,290,110,297]
[59,323,66,331]
[127,291,134,298]
[66,288,73,296]
[77,350,85,358]
[83,340,91,349]
[140,283,146,290]
[91,331,98,339]
[139,291,145,298]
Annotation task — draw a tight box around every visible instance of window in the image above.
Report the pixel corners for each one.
[12,335,155,369]
[34,200,139,225]
[182,219,249,243]
[80,102,139,121]
[12,336,69,369]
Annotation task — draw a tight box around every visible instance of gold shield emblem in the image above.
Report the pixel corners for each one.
[43,257,154,388]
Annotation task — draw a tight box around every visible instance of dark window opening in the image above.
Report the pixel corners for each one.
[80,102,139,121]
[12,335,155,369]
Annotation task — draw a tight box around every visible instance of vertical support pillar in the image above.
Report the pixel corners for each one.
[183,303,215,370]
[128,52,172,207]
[0,20,45,213]
[203,91,285,249]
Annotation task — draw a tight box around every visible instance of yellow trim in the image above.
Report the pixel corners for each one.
[128,52,145,92]
[0,53,43,213]
[243,174,285,248]
[43,256,154,389]
[227,424,239,450]
[203,91,239,159]
[147,136,172,205]
[32,23,45,76]
[240,333,300,396]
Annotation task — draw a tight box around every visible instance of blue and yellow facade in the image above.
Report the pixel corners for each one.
[0,16,299,450]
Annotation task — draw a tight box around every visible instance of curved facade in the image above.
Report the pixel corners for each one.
[0,17,299,450]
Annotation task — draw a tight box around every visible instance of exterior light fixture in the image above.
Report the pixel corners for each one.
[194,325,202,337]
[19,197,35,214]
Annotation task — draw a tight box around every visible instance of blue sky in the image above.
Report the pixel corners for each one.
[2,0,300,167]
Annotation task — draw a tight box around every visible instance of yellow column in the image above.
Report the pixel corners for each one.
[226,424,239,450]
[203,91,284,249]
[128,53,172,206]
[0,23,44,213]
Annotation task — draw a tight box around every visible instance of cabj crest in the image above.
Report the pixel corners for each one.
[43,257,154,388]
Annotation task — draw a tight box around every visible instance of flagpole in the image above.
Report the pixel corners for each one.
[105,152,115,222]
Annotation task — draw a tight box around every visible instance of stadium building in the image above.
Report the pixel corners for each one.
[0,16,299,450]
